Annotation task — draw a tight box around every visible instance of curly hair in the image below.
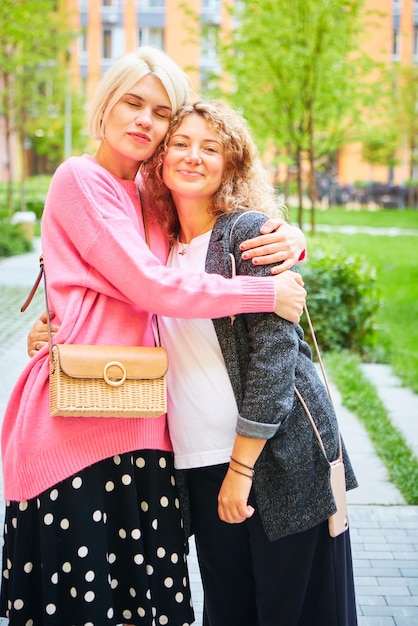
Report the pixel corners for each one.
[140,100,286,242]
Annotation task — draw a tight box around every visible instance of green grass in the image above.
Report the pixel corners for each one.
[326,351,418,504]
[292,206,418,229]
[298,207,418,500]
[304,223,418,394]
[0,175,51,197]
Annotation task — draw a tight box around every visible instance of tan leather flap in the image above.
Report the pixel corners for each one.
[52,344,168,380]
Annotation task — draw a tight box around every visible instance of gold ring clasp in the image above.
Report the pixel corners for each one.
[103,361,127,386]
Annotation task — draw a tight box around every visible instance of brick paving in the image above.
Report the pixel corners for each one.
[0,240,417,625]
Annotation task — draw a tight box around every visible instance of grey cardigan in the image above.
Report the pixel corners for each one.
[198,210,358,542]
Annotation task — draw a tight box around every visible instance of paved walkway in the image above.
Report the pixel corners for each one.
[310,224,418,237]
[0,240,418,625]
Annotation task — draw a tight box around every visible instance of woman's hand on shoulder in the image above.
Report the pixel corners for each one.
[240,219,306,273]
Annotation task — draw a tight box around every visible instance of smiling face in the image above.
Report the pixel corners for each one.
[96,73,172,180]
[162,113,226,207]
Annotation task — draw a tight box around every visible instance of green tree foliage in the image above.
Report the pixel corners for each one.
[358,63,418,185]
[0,0,79,215]
[393,65,418,182]
[361,126,400,173]
[210,0,374,231]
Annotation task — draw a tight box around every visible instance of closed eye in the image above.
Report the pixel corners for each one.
[155,109,172,120]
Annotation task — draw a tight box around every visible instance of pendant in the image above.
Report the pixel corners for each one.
[179,243,188,255]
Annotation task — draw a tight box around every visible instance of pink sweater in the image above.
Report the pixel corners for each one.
[1,155,275,501]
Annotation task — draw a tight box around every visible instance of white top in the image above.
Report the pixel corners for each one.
[158,231,239,469]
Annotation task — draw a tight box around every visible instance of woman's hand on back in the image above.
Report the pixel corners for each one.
[273,271,306,323]
[240,219,306,273]
[27,311,58,357]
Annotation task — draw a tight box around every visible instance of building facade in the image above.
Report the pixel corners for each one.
[66,0,225,104]
[2,0,417,188]
[337,0,418,186]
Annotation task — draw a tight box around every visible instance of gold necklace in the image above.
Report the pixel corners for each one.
[178,216,215,255]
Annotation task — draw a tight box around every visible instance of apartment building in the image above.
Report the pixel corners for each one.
[2,0,416,187]
[66,0,225,103]
[338,0,418,185]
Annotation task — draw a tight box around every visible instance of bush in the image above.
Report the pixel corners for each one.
[25,198,46,220]
[299,249,380,356]
[0,176,50,221]
[0,222,33,258]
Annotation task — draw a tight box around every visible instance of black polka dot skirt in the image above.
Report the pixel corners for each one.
[0,450,194,626]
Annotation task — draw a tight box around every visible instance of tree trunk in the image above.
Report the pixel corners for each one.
[1,73,15,217]
[18,101,27,212]
[308,115,317,235]
[295,149,303,229]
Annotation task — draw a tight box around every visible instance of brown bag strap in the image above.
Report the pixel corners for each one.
[21,255,44,313]
[21,255,54,359]
[21,195,160,352]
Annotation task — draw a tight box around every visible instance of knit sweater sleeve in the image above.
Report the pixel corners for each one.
[227,212,301,439]
[42,157,275,319]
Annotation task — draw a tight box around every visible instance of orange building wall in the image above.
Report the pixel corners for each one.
[77,0,203,108]
[165,0,201,93]
[85,0,103,105]
[123,0,138,53]
[4,0,415,184]
[337,0,414,186]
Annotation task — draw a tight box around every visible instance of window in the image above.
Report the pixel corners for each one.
[393,28,399,58]
[202,0,221,9]
[139,27,164,48]
[201,23,219,63]
[414,26,418,61]
[80,30,87,54]
[138,0,165,10]
[103,29,113,59]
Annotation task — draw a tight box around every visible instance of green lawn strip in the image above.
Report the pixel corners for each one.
[325,351,418,505]
[290,206,418,229]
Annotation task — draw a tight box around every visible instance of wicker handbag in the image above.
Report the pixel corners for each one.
[48,341,167,418]
[22,256,168,418]
[21,207,168,419]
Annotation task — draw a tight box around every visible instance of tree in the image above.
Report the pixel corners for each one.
[361,126,400,181]
[0,0,77,215]
[358,63,418,202]
[394,66,418,184]
[211,0,373,231]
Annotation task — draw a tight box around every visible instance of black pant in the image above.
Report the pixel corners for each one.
[186,464,357,626]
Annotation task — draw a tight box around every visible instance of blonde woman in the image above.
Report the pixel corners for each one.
[2,49,306,625]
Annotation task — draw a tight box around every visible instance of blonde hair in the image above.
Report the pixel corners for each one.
[140,100,286,240]
[88,46,191,140]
